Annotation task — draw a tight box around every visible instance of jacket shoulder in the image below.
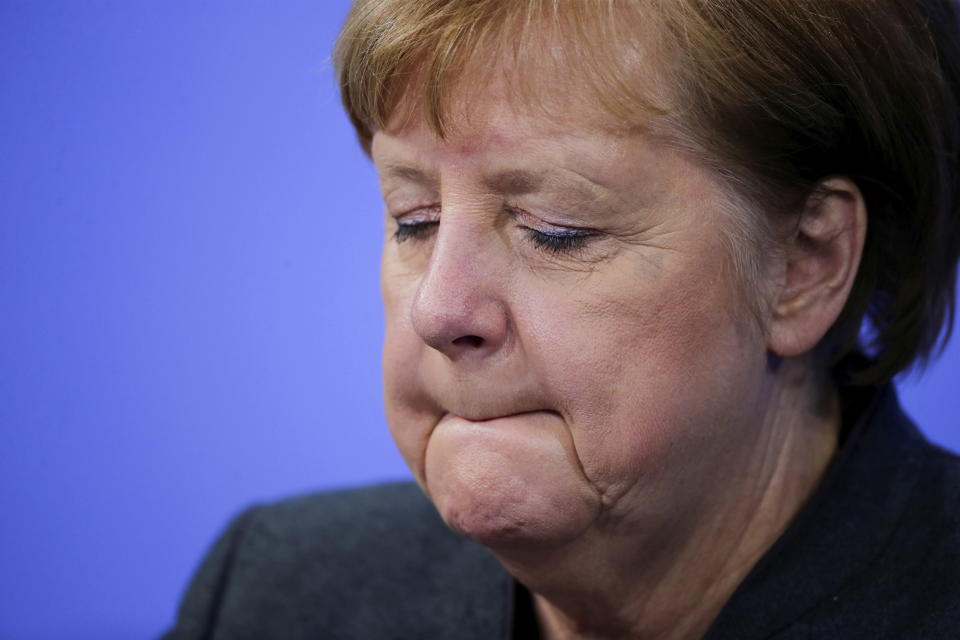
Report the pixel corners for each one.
[163,482,509,640]
[803,443,960,638]
[258,481,447,546]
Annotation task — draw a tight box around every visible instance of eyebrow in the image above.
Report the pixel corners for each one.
[379,161,615,213]
[383,164,545,196]
[382,164,439,189]
[481,170,544,196]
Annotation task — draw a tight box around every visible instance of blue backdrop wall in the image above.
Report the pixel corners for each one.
[1,3,957,638]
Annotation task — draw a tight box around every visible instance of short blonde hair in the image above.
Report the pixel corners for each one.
[334,0,960,385]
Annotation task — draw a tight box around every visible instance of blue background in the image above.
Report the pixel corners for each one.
[1,2,957,638]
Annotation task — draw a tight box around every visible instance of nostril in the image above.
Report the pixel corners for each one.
[452,335,484,349]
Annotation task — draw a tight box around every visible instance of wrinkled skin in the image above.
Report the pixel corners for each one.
[375,97,773,551]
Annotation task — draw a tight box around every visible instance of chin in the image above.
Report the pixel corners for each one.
[438,486,539,548]
[422,415,600,551]
[433,478,596,551]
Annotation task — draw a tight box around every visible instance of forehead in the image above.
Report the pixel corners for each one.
[372,45,680,181]
[371,100,651,200]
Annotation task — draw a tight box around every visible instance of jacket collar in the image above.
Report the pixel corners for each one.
[703,383,928,639]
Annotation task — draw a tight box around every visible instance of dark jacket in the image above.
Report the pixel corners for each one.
[162,385,960,639]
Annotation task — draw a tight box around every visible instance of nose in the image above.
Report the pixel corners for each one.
[410,219,510,362]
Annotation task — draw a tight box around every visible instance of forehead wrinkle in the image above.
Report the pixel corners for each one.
[374,127,635,214]
[540,165,631,216]
[478,165,621,213]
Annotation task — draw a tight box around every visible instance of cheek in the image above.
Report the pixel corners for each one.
[521,251,766,504]
[382,325,426,481]
[381,256,434,485]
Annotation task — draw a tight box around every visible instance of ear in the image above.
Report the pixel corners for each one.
[767,177,867,358]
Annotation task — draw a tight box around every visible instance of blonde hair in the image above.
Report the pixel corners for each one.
[335,0,960,384]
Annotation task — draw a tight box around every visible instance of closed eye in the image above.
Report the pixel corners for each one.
[506,203,598,256]
[394,219,439,243]
[524,227,595,255]
[391,206,599,257]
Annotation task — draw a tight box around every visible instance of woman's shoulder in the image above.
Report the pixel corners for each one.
[800,441,960,637]
[162,482,510,640]
[705,387,960,639]
[235,480,504,594]
[253,480,442,537]
[790,408,960,636]
[890,442,960,573]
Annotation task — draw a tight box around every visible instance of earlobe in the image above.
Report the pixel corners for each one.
[767,177,867,358]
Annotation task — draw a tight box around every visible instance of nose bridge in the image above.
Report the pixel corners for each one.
[410,199,509,359]
[418,216,483,318]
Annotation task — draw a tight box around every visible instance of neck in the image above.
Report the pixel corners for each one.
[495,357,840,640]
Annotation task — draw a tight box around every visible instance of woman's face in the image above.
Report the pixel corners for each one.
[373,92,774,552]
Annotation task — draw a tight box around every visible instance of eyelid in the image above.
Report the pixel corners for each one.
[393,204,441,222]
[391,205,440,244]
[505,204,601,257]
[388,203,600,257]
[504,204,595,235]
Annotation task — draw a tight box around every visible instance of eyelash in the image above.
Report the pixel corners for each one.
[524,227,593,254]
[394,220,439,243]
[392,211,595,256]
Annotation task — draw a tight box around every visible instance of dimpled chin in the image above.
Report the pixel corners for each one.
[424,412,600,550]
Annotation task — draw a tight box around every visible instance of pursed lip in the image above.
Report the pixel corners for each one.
[450,409,556,423]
